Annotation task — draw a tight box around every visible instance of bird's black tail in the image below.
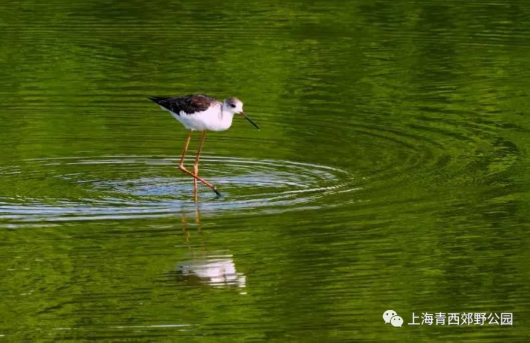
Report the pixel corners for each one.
[146,96,165,104]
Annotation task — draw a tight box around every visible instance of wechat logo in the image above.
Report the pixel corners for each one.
[383,310,403,327]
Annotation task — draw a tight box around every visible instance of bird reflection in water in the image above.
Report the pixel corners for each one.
[172,207,246,291]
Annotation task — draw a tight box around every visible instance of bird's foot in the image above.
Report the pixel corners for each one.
[178,165,221,197]
[212,187,222,197]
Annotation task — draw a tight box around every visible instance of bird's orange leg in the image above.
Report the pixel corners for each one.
[193,131,207,198]
[180,131,193,166]
[179,131,221,196]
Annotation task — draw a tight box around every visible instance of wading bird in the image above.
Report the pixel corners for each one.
[147,94,259,198]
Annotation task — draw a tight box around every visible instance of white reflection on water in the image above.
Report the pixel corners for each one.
[173,209,246,292]
[176,253,246,289]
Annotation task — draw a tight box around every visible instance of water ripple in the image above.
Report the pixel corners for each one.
[0,155,355,224]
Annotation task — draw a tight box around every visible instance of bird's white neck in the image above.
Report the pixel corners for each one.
[210,106,234,131]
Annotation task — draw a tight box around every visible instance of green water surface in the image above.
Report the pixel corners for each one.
[1,0,530,341]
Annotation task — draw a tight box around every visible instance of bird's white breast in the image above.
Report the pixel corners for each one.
[162,103,233,132]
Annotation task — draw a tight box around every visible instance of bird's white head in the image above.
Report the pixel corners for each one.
[222,97,244,115]
[223,97,260,130]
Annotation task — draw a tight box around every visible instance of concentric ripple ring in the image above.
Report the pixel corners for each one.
[0,155,356,224]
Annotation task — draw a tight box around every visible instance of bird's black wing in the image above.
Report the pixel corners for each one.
[147,94,219,115]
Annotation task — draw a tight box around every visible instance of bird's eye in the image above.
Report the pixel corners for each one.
[230,104,236,108]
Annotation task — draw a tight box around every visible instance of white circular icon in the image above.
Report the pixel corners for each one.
[383,310,397,324]
[391,315,403,327]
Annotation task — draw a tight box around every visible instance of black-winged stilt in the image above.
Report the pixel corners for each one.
[147,94,259,197]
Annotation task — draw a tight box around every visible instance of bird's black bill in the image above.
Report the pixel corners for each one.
[242,113,260,130]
